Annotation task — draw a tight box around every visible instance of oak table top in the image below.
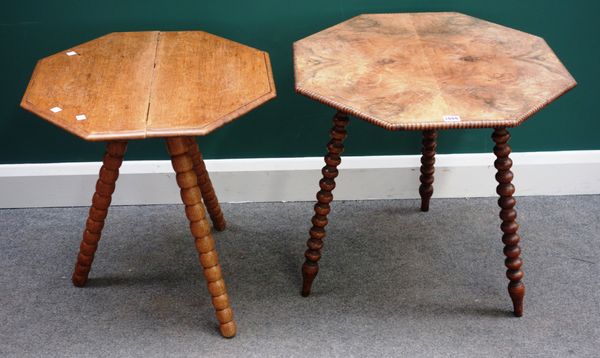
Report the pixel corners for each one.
[21,31,276,141]
[294,12,576,130]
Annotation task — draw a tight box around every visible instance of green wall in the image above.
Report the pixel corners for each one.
[0,0,595,164]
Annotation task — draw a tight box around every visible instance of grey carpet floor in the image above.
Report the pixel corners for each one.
[0,196,599,357]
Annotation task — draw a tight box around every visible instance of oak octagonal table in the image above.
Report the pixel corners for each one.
[294,12,575,316]
[21,31,276,338]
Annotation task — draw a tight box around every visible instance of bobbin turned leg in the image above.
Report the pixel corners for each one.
[166,137,236,338]
[72,141,127,287]
[419,130,437,212]
[492,128,525,317]
[187,137,226,231]
[301,111,349,297]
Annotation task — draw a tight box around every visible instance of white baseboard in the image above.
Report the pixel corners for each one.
[0,150,599,208]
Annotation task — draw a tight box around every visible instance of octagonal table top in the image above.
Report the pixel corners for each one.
[294,12,576,130]
[21,31,276,141]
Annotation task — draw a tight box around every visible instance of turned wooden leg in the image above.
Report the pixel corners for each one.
[187,137,226,231]
[72,141,127,287]
[492,128,525,317]
[301,111,349,297]
[419,130,437,212]
[166,137,236,338]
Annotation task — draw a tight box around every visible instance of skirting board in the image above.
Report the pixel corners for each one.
[0,150,599,208]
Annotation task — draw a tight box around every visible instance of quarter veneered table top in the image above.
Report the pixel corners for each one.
[294,12,576,130]
[21,31,276,141]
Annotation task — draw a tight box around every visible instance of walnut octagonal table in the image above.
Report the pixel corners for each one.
[294,12,575,317]
[21,31,276,338]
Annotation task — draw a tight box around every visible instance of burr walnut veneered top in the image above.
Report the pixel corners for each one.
[294,12,576,130]
[21,31,276,141]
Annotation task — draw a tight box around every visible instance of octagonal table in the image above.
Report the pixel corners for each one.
[294,12,575,316]
[21,31,276,337]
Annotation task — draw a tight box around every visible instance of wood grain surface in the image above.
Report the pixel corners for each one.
[21,31,275,141]
[147,32,274,137]
[21,32,157,140]
[294,12,576,130]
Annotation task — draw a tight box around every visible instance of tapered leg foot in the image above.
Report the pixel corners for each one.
[167,137,236,338]
[419,130,436,212]
[509,282,525,317]
[301,112,349,297]
[187,138,226,231]
[492,128,525,317]
[72,141,127,287]
[301,263,318,297]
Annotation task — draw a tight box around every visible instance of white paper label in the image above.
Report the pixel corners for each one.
[443,115,461,122]
[75,114,87,121]
[50,107,62,113]
[66,51,78,56]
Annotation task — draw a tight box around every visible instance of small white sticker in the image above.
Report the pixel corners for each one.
[75,114,87,121]
[66,51,78,56]
[443,115,461,122]
[50,107,62,113]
